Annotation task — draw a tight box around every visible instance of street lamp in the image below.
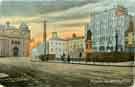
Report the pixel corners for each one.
[115,30,119,52]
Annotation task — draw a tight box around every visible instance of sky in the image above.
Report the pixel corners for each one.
[0,0,135,39]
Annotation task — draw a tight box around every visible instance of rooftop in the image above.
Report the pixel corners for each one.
[49,38,67,41]
[49,36,84,41]
[0,24,17,30]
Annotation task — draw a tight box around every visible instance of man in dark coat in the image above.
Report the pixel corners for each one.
[67,54,70,63]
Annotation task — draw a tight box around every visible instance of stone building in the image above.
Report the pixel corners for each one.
[67,34,84,58]
[48,33,84,58]
[49,37,67,58]
[48,32,67,58]
[0,22,30,57]
[85,5,130,52]
[32,32,85,59]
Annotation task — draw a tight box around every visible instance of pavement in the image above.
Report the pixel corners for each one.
[0,57,134,87]
[31,57,135,67]
[53,60,135,67]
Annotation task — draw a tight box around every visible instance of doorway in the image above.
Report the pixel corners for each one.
[13,47,19,56]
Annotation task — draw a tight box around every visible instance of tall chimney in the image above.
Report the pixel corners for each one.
[43,20,47,56]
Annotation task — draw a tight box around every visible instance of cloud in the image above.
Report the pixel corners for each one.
[0,0,135,38]
[0,0,102,17]
[21,0,111,23]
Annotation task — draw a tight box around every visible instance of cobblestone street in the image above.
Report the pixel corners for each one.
[0,57,134,87]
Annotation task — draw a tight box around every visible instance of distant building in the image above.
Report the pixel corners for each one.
[48,33,84,58]
[33,32,85,59]
[48,32,67,58]
[86,5,130,52]
[0,22,30,57]
[67,34,84,58]
[125,16,135,53]
[49,38,67,58]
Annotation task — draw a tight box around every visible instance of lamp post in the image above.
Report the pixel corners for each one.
[115,30,118,52]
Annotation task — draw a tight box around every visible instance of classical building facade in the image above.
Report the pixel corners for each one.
[0,22,30,57]
[32,32,85,59]
[48,33,84,58]
[85,5,130,52]
[48,32,67,58]
[49,38,67,58]
[67,34,84,58]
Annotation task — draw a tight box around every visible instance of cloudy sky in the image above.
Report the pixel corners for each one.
[0,0,135,38]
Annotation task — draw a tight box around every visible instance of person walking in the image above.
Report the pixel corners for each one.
[79,52,82,63]
[61,53,65,62]
[67,54,70,63]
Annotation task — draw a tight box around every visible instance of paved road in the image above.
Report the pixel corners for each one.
[0,57,134,87]
[49,60,135,67]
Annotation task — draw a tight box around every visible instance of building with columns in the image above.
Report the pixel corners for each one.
[48,32,84,58]
[67,34,84,58]
[48,32,67,58]
[0,22,30,57]
[85,5,131,52]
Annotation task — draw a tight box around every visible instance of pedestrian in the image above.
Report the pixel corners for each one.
[67,55,70,63]
[79,52,82,62]
[46,56,48,61]
[61,53,65,62]
[61,55,64,62]
[79,52,82,58]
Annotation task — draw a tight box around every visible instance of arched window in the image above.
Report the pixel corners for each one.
[87,30,92,40]
[11,40,14,44]
[13,47,19,56]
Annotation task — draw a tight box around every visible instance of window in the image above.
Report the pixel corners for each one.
[59,48,61,52]
[17,41,20,45]
[51,42,53,45]
[11,40,14,44]
[11,40,20,45]
[51,48,53,52]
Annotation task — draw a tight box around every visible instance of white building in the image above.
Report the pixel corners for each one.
[32,32,85,59]
[67,35,84,58]
[48,33,84,58]
[85,5,130,52]
[0,22,30,57]
[49,38,67,58]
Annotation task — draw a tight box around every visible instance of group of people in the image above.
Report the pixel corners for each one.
[61,52,82,63]
[61,54,71,63]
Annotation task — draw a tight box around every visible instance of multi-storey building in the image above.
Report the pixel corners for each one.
[32,32,85,59]
[48,33,84,58]
[0,22,30,57]
[48,38,67,58]
[48,32,67,58]
[85,5,130,52]
[67,34,84,58]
